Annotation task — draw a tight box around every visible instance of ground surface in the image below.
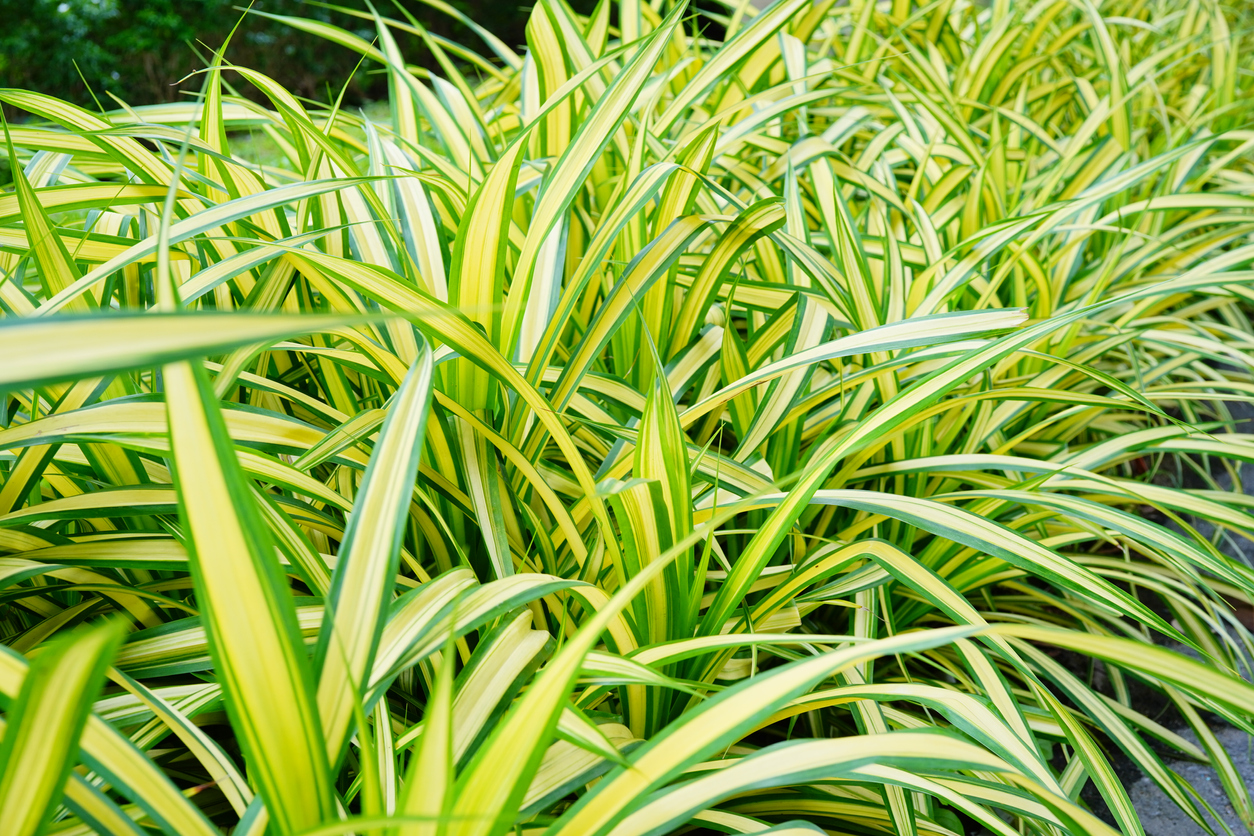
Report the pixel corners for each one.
[1132,726,1254,836]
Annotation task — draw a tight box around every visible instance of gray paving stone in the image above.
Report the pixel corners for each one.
[1129,726,1254,836]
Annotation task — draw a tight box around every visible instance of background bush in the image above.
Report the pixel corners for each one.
[0,0,592,112]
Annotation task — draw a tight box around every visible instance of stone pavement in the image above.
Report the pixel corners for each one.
[1129,725,1254,836]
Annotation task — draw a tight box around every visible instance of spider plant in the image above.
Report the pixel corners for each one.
[2,1,1254,835]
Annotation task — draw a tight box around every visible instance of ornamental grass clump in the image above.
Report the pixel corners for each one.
[2,1,1254,835]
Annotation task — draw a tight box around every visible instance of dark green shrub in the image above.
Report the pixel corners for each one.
[0,0,541,112]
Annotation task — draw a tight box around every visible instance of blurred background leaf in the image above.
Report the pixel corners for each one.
[0,0,601,120]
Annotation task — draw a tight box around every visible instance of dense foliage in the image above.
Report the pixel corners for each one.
[2,1,1254,836]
